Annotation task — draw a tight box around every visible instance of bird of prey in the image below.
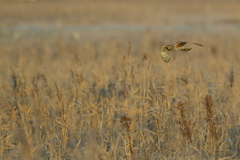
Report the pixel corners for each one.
[161,41,203,63]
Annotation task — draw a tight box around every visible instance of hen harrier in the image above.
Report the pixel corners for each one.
[161,41,203,63]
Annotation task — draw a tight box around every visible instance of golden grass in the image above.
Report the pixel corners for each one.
[0,0,240,159]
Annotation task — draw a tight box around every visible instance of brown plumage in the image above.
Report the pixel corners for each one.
[161,41,203,63]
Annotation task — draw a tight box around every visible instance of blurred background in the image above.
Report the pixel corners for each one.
[0,0,240,83]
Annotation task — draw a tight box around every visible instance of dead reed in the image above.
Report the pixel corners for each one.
[175,102,193,144]
[120,115,135,160]
[204,95,218,141]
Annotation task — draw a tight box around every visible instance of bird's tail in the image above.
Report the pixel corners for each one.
[190,42,203,47]
[180,48,192,52]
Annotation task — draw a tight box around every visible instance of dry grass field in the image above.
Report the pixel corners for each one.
[0,0,240,159]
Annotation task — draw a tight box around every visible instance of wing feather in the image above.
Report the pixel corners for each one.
[191,42,203,47]
[175,41,188,48]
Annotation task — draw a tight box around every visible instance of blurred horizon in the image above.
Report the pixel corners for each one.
[1,0,240,39]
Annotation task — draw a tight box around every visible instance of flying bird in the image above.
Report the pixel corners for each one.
[161,41,203,63]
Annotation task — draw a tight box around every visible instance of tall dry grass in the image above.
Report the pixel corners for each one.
[0,37,240,159]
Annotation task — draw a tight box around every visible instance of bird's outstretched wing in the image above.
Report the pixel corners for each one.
[175,41,188,48]
[179,48,192,52]
[161,46,171,63]
[175,41,203,47]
